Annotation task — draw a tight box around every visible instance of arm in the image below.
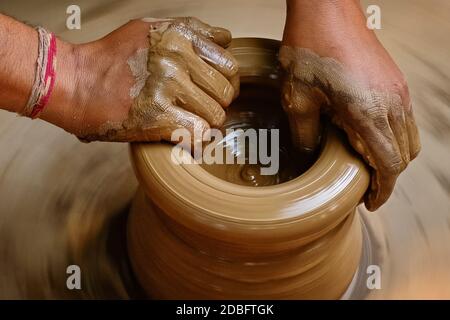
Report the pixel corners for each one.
[0,13,77,126]
[280,0,421,210]
[0,14,238,142]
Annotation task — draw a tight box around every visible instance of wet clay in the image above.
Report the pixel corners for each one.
[79,17,238,143]
[127,38,370,299]
[200,83,312,186]
[127,48,150,99]
[278,46,421,210]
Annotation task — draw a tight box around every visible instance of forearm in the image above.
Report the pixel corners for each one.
[283,0,369,46]
[0,14,37,112]
[0,13,79,130]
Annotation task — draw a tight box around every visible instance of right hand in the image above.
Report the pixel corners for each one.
[279,1,421,211]
[68,17,238,144]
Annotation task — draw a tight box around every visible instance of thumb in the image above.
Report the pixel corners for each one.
[281,81,321,154]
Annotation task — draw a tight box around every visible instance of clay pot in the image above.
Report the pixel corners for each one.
[127,38,370,299]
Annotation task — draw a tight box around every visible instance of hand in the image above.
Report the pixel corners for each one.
[64,17,238,143]
[280,0,420,211]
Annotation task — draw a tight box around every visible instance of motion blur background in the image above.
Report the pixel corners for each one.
[0,0,448,299]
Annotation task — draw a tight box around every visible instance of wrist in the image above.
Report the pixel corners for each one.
[49,38,135,138]
[40,39,110,136]
[283,0,369,47]
[285,0,362,19]
[39,39,81,133]
[0,17,37,114]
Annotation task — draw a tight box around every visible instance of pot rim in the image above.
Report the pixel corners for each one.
[129,37,369,239]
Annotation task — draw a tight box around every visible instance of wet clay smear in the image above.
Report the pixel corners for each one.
[201,84,316,186]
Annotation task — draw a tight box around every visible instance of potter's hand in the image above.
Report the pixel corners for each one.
[279,0,420,211]
[69,17,238,142]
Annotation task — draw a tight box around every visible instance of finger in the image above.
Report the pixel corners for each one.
[170,22,238,78]
[141,17,173,24]
[97,100,210,144]
[175,73,226,128]
[405,102,421,160]
[179,47,235,107]
[190,33,238,78]
[158,104,211,147]
[229,73,240,99]
[339,122,367,156]
[340,121,399,211]
[192,31,238,78]
[349,104,405,211]
[175,17,232,47]
[366,170,398,211]
[388,104,410,165]
[281,81,321,154]
[132,103,210,147]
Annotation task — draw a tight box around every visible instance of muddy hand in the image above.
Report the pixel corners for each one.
[68,17,238,144]
[280,0,420,211]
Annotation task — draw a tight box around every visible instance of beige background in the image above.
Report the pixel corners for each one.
[0,0,449,298]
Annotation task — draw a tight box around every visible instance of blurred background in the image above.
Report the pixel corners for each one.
[0,0,448,299]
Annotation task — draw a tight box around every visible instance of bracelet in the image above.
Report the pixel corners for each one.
[22,27,57,119]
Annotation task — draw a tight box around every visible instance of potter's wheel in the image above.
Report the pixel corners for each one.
[0,0,449,299]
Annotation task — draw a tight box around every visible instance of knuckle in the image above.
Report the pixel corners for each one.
[226,56,239,75]
[394,76,409,93]
[193,117,210,134]
[381,158,405,175]
[365,103,388,121]
[218,82,234,107]
[155,57,187,80]
[373,142,406,175]
[210,108,226,128]
[183,17,196,25]
[392,75,411,105]
[290,97,317,116]
[168,22,191,37]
